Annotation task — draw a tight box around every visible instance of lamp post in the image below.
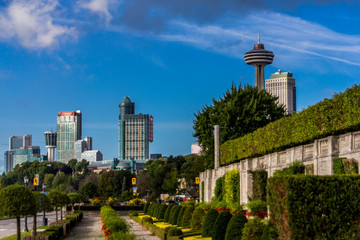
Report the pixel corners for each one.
[23,176,29,232]
[42,184,47,226]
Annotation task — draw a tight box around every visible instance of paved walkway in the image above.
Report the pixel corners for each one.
[64,211,103,240]
[122,216,160,240]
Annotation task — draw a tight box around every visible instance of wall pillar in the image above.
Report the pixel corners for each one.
[214,125,221,169]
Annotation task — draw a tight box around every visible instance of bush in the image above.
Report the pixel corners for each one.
[159,204,168,220]
[250,169,268,201]
[101,206,131,239]
[225,212,247,240]
[143,202,150,213]
[90,198,101,206]
[168,227,183,236]
[152,203,160,218]
[168,205,179,225]
[201,208,219,237]
[268,175,360,239]
[181,205,195,228]
[142,217,153,224]
[343,158,358,174]
[273,161,305,176]
[191,207,205,231]
[221,85,360,165]
[241,217,266,240]
[214,176,225,201]
[171,206,182,225]
[164,204,174,223]
[224,169,240,208]
[247,200,267,218]
[212,211,232,240]
[106,197,115,206]
[177,206,187,226]
[148,203,155,216]
[129,210,138,217]
[260,221,278,240]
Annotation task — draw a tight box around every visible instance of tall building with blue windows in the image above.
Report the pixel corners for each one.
[118,97,153,161]
[56,110,82,163]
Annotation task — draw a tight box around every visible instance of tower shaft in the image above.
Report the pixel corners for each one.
[254,65,265,89]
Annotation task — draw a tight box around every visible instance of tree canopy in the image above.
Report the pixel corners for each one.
[193,84,286,169]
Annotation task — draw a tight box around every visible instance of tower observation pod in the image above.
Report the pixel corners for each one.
[244,34,274,90]
[44,131,57,162]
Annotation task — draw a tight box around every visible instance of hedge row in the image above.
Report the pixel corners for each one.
[100,206,135,239]
[268,175,360,239]
[221,84,360,165]
[67,205,143,211]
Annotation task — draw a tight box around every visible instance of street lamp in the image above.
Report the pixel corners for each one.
[23,176,29,232]
[42,184,47,226]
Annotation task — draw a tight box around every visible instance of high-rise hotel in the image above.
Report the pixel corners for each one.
[56,110,82,163]
[119,97,153,160]
[265,70,296,114]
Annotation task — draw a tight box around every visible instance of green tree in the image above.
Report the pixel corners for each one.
[67,159,78,177]
[79,182,98,198]
[48,189,63,223]
[68,193,82,212]
[193,84,285,169]
[59,192,70,220]
[75,159,89,173]
[44,173,54,189]
[0,185,34,240]
[30,192,51,236]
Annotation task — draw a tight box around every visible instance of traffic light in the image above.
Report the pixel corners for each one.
[195,177,200,184]
[33,178,39,186]
[132,178,136,185]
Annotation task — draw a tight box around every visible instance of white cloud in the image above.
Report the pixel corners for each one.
[0,0,76,49]
[79,0,117,23]
[151,11,360,68]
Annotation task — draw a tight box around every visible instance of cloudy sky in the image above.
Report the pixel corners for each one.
[0,0,360,167]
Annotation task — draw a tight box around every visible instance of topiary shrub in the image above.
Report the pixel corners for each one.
[241,217,266,240]
[164,205,174,223]
[260,221,279,240]
[171,206,182,225]
[212,211,232,240]
[159,204,168,220]
[225,212,247,240]
[142,217,153,224]
[201,208,219,237]
[181,205,195,228]
[191,207,205,231]
[143,202,150,213]
[177,206,187,226]
[169,205,179,225]
[153,203,161,218]
[147,203,154,216]
[168,227,183,236]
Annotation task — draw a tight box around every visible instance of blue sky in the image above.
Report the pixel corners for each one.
[1,0,360,168]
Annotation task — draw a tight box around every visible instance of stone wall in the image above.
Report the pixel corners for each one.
[199,130,360,204]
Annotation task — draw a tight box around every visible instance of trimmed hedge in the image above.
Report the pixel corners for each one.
[212,211,232,240]
[191,207,205,231]
[100,206,135,239]
[221,85,360,165]
[268,175,360,239]
[201,208,219,237]
[171,206,182,225]
[169,205,179,225]
[159,204,168,220]
[225,212,248,240]
[143,202,150,213]
[168,227,183,236]
[148,203,155,216]
[181,206,195,228]
[177,206,187,226]
[214,176,225,201]
[67,205,143,211]
[164,204,174,223]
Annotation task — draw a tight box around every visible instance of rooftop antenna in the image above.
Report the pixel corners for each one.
[258,32,260,44]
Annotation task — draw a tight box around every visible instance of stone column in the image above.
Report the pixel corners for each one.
[214,125,221,169]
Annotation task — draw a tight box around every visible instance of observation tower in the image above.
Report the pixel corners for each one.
[44,130,57,162]
[244,34,274,90]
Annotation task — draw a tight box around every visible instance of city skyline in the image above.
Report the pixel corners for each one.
[1,1,360,168]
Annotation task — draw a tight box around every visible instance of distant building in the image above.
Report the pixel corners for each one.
[56,110,82,163]
[74,140,86,161]
[84,137,92,151]
[81,150,103,162]
[9,135,32,150]
[150,154,162,160]
[191,142,202,155]
[118,97,153,161]
[266,69,296,114]
[44,131,57,162]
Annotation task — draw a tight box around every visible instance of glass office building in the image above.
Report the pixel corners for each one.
[56,110,82,163]
[119,97,153,160]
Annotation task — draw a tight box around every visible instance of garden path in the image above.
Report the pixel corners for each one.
[64,211,103,240]
[122,215,161,240]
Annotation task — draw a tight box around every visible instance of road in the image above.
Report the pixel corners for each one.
[0,212,58,238]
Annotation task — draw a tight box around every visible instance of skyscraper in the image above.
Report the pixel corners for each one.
[56,110,82,163]
[266,69,296,114]
[244,34,274,90]
[118,97,153,160]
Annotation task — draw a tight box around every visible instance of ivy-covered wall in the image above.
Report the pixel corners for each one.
[224,169,240,208]
[221,85,360,165]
